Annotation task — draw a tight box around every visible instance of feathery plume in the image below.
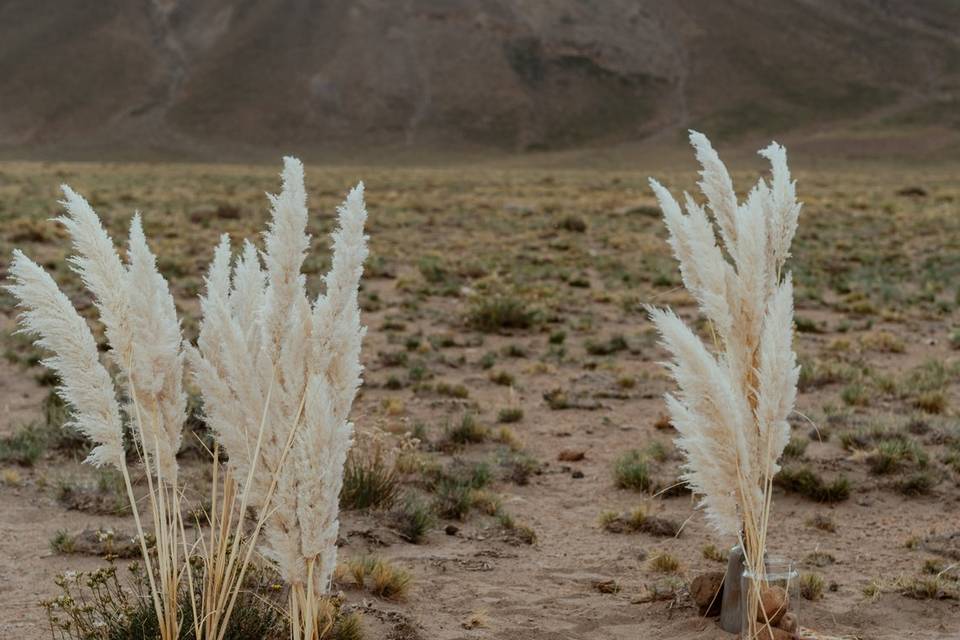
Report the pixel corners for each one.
[6,251,125,469]
[190,159,369,631]
[647,131,802,636]
[7,191,192,640]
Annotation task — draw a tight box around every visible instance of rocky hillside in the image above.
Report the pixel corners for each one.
[0,0,958,160]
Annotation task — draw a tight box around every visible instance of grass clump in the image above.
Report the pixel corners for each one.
[702,544,728,563]
[497,408,524,423]
[467,295,536,333]
[585,335,628,356]
[774,466,851,502]
[392,496,435,544]
[613,450,652,492]
[445,414,489,446]
[42,563,297,640]
[50,530,76,554]
[799,573,825,600]
[868,438,928,475]
[782,437,808,460]
[341,446,400,511]
[0,423,48,466]
[896,471,940,496]
[648,552,680,574]
[344,556,411,601]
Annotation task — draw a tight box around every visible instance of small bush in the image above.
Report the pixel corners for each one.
[434,382,469,398]
[868,439,927,475]
[50,530,76,554]
[782,437,808,460]
[702,544,728,563]
[558,215,587,232]
[585,335,628,356]
[613,450,652,492]
[497,408,524,423]
[489,371,514,386]
[42,563,293,640]
[800,573,825,600]
[393,496,435,544]
[897,471,939,496]
[0,423,47,466]
[341,447,400,511]
[446,414,488,445]
[345,556,411,601]
[467,296,536,333]
[649,552,680,573]
[774,466,850,502]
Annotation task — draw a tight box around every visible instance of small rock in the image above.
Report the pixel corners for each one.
[558,449,586,462]
[758,585,789,625]
[690,572,724,616]
[653,413,673,430]
[571,470,585,479]
[445,524,460,536]
[779,612,798,634]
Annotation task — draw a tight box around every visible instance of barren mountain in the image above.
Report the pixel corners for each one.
[0,0,958,161]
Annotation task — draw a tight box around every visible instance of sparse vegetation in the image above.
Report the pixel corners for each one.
[613,450,652,492]
[775,466,851,502]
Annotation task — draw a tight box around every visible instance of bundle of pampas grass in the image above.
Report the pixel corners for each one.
[7,158,369,640]
[647,131,801,639]
[189,158,368,640]
[7,190,189,639]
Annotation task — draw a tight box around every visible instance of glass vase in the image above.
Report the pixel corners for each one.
[740,557,799,639]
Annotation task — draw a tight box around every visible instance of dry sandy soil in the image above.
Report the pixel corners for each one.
[0,158,959,639]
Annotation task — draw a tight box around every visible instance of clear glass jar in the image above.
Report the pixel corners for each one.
[740,557,799,639]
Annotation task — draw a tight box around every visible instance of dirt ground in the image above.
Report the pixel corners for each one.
[1,159,959,639]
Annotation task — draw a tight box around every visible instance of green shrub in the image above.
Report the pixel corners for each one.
[613,450,652,492]
[467,296,536,333]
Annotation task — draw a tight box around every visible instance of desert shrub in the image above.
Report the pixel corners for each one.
[497,407,524,423]
[41,563,310,640]
[558,215,587,232]
[702,544,728,563]
[778,435,807,460]
[613,450,652,492]
[434,381,469,398]
[774,466,850,502]
[467,296,537,332]
[445,414,489,445]
[896,471,940,496]
[648,552,680,573]
[868,439,928,475]
[585,335,628,356]
[393,495,435,544]
[799,573,825,600]
[0,423,48,465]
[342,556,411,601]
[341,443,400,511]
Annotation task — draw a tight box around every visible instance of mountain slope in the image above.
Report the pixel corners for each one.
[0,0,958,160]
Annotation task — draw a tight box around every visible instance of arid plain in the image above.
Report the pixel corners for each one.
[1,159,958,639]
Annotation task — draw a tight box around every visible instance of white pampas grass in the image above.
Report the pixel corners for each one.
[9,187,187,482]
[647,131,801,634]
[7,187,192,639]
[6,251,126,469]
[189,158,368,619]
